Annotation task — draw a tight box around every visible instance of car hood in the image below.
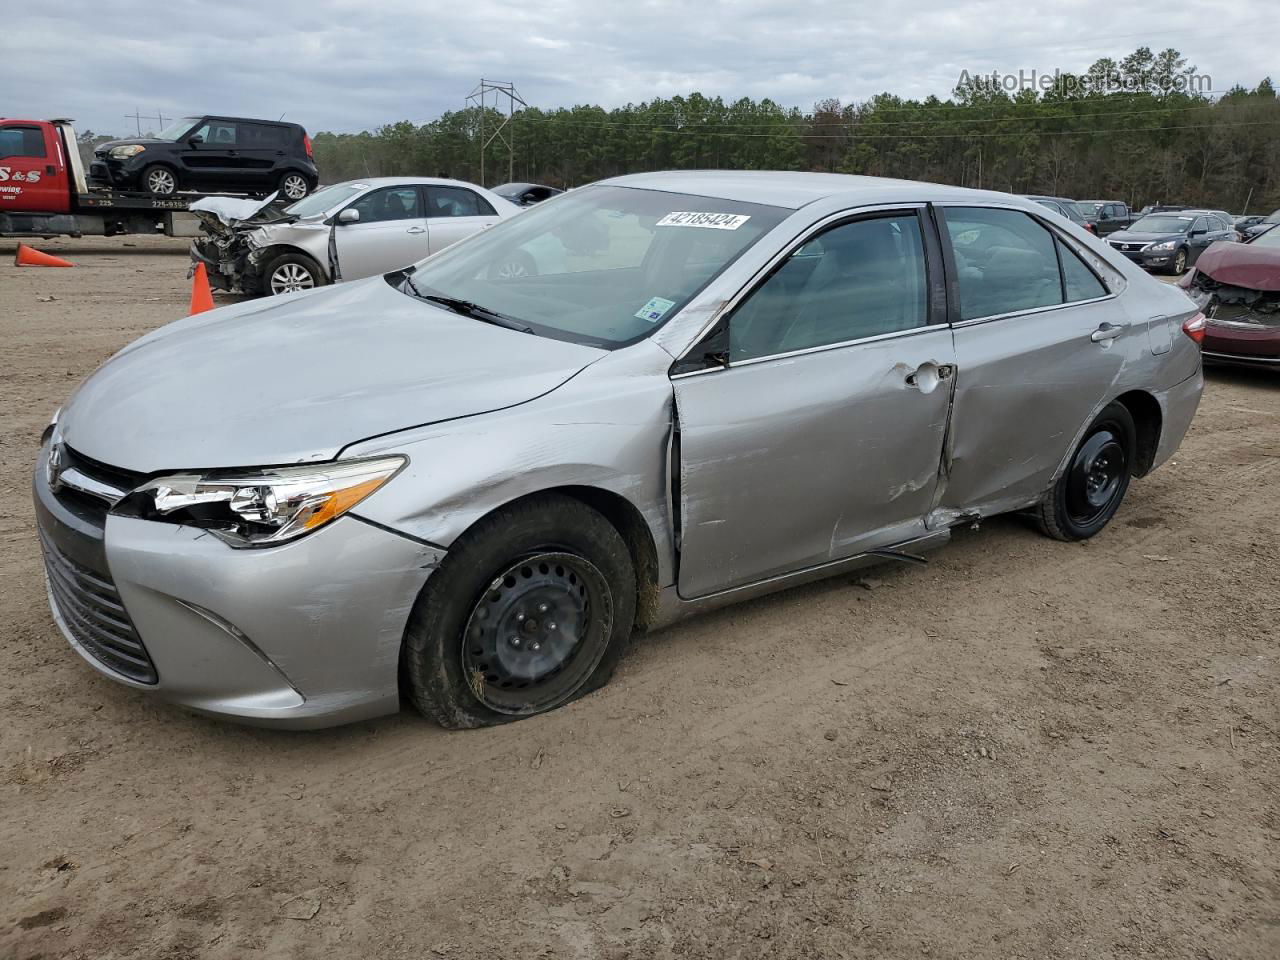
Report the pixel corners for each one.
[95,137,169,153]
[1107,231,1184,244]
[1194,240,1280,291]
[59,277,605,473]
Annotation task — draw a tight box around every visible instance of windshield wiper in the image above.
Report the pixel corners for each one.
[403,277,533,334]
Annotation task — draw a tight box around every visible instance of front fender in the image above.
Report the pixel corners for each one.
[342,341,679,587]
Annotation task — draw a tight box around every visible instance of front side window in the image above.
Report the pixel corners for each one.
[349,186,422,223]
[192,121,239,145]
[401,184,787,348]
[0,126,44,158]
[944,207,1063,320]
[729,213,929,362]
[427,186,496,218]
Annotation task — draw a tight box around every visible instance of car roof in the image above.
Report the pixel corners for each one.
[602,170,1047,211]
[202,115,302,128]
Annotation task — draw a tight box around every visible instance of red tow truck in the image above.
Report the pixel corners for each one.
[0,118,201,238]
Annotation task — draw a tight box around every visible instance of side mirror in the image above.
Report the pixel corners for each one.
[187,134,204,147]
[337,208,360,224]
[1190,227,1206,237]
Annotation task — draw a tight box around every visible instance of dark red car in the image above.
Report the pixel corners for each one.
[1180,226,1280,368]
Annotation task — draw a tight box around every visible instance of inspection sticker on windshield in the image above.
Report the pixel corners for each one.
[635,296,676,322]
[656,211,751,230]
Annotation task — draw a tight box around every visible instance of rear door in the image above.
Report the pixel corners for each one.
[0,122,67,213]
[236,122,287,188]
[425,185,501,254]
[937,205,1128,517]
[333,185,430,279]
[673,207,955,598]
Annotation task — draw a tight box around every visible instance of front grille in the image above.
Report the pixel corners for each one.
[39,528,157,684]
[52,445,145,522]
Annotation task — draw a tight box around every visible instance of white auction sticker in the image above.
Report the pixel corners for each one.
[656,211,751,230]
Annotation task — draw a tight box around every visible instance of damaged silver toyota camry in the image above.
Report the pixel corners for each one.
[35,172,1205,729]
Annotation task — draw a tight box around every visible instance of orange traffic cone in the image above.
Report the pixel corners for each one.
[188,261,215,315]
[14,244,73,268]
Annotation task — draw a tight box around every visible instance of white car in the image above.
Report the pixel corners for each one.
[190,177,521,296]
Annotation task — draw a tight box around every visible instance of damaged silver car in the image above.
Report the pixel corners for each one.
[190,177,519,296]
[36,172,1204,730]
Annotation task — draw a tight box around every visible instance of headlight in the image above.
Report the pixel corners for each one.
[109,144,147,159]
[133,456,405,548]
[1148,240,1177,251]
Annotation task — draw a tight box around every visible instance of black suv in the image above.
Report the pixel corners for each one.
[90,116,318,200]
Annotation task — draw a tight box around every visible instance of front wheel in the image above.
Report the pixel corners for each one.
[141,164,178,196]
[1169,247,1188,275]
[260,251,326,296]
[403,493,636,728]
[1035,402,1136,541]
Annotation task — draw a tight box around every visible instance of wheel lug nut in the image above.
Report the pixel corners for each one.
[531,641,541,652]
[515,612,526,622]
[548,622,557,632]
[537,603,549,614]
[509,636,521,648]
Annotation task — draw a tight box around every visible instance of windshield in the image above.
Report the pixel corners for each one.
[1265,209,1280,224]
[154,117,200,141]
[284,182,367,218]
[400,184,787,348]
[1251,224,1280,247]
[1073,202,1096,217]
[1130,215,1192,234]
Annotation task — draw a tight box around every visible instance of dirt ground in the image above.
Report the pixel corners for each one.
[0,237,1276,960]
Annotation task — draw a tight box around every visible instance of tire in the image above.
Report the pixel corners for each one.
[488,250,538,281]
[403,493,637,729]
[1035,402,1136,542]
[260,251,326,296]
[141,164,178,197]
[278,171,311,202]
[1169,247,1188,275]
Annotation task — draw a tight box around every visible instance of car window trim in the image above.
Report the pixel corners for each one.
[669,203,945,378]
[933,202,1119,327]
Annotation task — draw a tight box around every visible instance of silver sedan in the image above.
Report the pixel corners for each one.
[36,171,1205,729]
[190,176,520,296]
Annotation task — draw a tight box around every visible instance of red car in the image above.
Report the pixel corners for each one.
[1180,226,1280,368]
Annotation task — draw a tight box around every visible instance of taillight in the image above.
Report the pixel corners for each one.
[1087,223,1097,234]
[1182,312,1206,345]
[303,134,313,158]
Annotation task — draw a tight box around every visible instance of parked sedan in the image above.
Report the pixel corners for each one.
[35,172,1204,729]
[1180,224,1280,367]
[1107,210,1235,274]
[1023,195,1096,233]
[190,177,520,295]
[1240,208,1280,241]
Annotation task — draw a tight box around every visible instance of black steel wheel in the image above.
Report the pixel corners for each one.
[461,552,612,715]
[403,493,636,728]
[1035,402,1136,541]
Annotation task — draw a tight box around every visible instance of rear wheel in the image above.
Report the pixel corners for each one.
[141,164,177,196]
[1035,402,1135,541]
[403,494,636,728]
[261,251,325,296]
[278,172,310,202]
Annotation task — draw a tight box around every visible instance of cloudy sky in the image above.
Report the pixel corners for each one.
[3,1,1268,137]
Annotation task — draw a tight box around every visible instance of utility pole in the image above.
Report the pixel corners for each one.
[465,79,526,187]
[126,109,144,136]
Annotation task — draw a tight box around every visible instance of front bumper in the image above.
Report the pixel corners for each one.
[89,156,140,190]
[33,441,443,728]
[1109,244,1177,269]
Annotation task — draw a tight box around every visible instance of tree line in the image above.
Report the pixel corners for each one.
[310,48,1279,214]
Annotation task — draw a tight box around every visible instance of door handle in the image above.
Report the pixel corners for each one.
[905,362,954,392]
[1090,322,1123,343]
[406,226,427,234]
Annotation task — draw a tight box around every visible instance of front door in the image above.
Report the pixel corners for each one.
[937,205,1129,516]
[0,122,67,213]
[334,185,431,279]
[673,209,955,598]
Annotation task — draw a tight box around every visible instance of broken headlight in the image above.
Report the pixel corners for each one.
[132,456,405,548]
[109,144,147,159]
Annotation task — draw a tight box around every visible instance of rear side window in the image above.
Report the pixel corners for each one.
[1057,240,1107,301]
[348,186,422,223]
[0,126,46,158]
[241,123,288,148]
[729,213,929,361]
[944,208,1063,320]
[428,186,496,218]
